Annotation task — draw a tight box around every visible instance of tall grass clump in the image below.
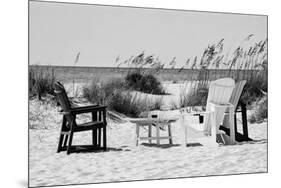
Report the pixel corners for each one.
[227,37,268,105]
[179,36,267,107]
[29,66,56,100]
[117,52,167,95]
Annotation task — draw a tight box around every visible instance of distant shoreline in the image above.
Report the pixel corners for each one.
[29,64,265,83]
[29,64,261,71]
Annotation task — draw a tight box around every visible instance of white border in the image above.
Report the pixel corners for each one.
[1,0,280,188]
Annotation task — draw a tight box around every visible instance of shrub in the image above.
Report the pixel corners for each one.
[125,71,165,94]
[29,67,56,100]
[140,74,166,94]
[125,71,143,91]
[249,96,268,123]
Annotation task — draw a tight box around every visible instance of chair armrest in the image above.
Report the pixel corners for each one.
[181,111,212,117]
[71,104,99,110]
[181,103,234,117]
[70,105,107,114]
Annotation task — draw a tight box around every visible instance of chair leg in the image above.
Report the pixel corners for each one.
[92,111,98,147]
[57,134,64,153]
[98,128,101,148]
[103,126,107,151]
[184,122,188,146]
[63,134,68,147]
[98,111,102,148]
[219,133,226,144]
[234,113,237,135]
[156,123,160,145]
[67,132,74,155]
[136,124,140,146]
[92,129,97,147]
[57,116,67,153]
[241,103,249,138]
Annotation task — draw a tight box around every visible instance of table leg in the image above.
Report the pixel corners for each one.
[148,124,152,144]
[168,123,173,145]
[136,124,140,146]
[184,124,187,146]
[156,123,160,145]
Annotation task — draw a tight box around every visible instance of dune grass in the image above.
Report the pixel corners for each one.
[178,36,267,109]
[29,65,56,100]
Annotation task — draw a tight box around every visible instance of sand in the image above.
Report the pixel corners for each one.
[29,105,267,187]
[28,83,267,187]
[131,81,192,108]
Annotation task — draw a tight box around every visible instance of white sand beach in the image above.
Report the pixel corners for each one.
[29,96,267,187]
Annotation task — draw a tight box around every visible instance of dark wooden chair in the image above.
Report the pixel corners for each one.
[54,82,107,154]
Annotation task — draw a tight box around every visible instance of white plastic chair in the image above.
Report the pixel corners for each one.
[181,78,236,146]
[222,80,247,129]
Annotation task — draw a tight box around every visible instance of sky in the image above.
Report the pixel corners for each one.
[29,1,267,68]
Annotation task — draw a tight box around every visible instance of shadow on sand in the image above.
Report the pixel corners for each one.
[59,145,132,154]
[185,143,204,147]
[141,143,181,149]
[235,138,267,145]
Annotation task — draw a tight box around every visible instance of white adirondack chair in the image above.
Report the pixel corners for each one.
[180,78,236,146]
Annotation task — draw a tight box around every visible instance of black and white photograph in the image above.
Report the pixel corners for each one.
[28,0,267,187]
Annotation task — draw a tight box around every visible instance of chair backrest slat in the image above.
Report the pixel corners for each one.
[54,82,75,128]
[229,80,247,109]
[54,82,72,112]
[204,78,235,135]
[206,78,235,109]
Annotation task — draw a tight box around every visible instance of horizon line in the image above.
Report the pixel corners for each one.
[29,64,264,71]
